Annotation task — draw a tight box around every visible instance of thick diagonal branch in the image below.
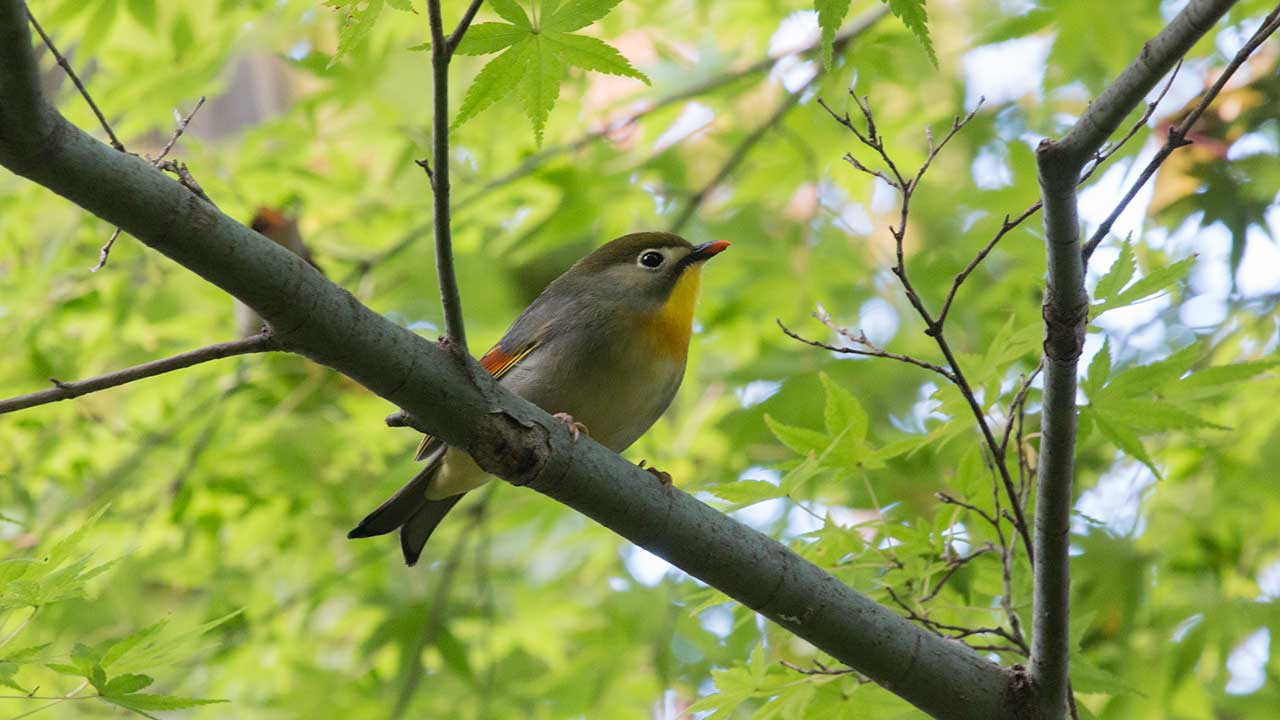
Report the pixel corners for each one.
[0,3,1017,717]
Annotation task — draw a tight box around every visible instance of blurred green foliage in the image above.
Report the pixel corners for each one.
[1,1,1278,718]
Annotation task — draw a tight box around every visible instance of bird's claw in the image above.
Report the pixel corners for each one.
[639,460,674,496]
[553,412,589,441]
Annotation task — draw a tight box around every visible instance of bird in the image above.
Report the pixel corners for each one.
[347,231,730,566]
[237,207,322,338]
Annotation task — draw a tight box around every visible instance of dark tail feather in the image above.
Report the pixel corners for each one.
[347,460,440,539]
[399,494,465,566]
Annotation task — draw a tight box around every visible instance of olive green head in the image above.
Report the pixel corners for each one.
[562,232,730,305]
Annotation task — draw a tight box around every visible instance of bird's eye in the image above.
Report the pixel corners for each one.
[639,250,664,269]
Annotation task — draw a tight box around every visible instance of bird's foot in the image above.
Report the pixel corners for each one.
[553,412,589,441]
[638,460,674,496]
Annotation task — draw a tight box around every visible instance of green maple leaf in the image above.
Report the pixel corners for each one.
[813,0,852,68]
[887,0,937,67]
[450,0,648,146]
[815,0,937,68]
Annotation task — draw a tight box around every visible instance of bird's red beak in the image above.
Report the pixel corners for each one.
[690,240,731,261]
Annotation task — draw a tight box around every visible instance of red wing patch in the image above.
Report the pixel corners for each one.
[479,343,534,381]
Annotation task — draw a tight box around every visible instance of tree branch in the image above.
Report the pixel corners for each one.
[426,0,467,350]
[92,95,207,272]
[1080,4,1280,263]
[0,4,1018,716]
[0,334,275,415]
[1030,1,1238,715]
[445,0,485,56]
[24,7,123,152]
[818,93,1036,563]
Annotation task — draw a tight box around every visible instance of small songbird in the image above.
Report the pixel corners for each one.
[237,207,322,338]
[348,232,730,565]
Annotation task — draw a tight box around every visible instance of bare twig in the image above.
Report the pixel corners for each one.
[999,360,1044,457]
[920,544,995,603]
[1081,6,1280,263]
[780,659,870,680]
[884,586,1027,653]
[154,95,205,164]
[92,96,207,272]
[934,63,1181,325]
[936,203,1042,327]
[1081,61,1182,183]
[777,316,957,383]
[25,9,122,151]
[0,333,274,415]
[818,92,1036,563]
[935,492,998,529]
[158,159,215,206]
[445,0,485,55]
[90,228,123,273]
[386,409,434,435]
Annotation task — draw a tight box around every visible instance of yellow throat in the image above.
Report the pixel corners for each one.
[642,266,702,359]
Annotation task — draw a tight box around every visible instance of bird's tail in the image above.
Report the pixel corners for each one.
[348,450,465,566]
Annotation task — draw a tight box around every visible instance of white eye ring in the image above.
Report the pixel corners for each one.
[638,249,665,270]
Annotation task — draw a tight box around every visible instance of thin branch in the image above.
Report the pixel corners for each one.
[780,659,869,680]
[777,316,957,383]
[90,228,122,273]
[920,544,995,603]
[999,360,1044,458]
[937,203,1042,328]
[158,159,215,206]
[817,94,1035,562]
[936,59,1182,327]
[665,21,891,234]
[1080,60,1182,183]
[445,0,485,56]
[426,0,467,350]
[908,100,985,193]
[935,492,998,529]
[884,586,1026,653]
[1081,5,1280,263]
[0,333,274,415]
[154,95,205,164]
[25,9,122,152]
[92,96,207,272]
